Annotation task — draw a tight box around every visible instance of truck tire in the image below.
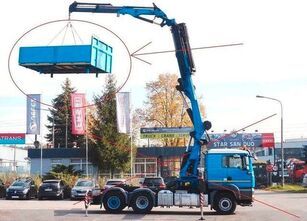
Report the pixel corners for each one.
[131,192,154,214]
[103,192,126,213]
[214,192,236,215]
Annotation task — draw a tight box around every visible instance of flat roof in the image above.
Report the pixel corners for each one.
[207,149,249,154]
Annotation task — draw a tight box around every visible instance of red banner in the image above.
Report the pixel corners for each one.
[262,133,275,148]
[0,133,26,144]
[71,93,86,135]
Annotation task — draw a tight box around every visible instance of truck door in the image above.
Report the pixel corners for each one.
[223,154,252,188]
[206,154,228,187]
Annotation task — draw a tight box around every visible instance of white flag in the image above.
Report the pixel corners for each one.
[116,92,131,134]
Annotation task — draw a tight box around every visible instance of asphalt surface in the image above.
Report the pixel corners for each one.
[0,190,306,221]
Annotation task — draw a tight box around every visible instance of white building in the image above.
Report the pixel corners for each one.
[256,138,307,163]
[0,146,30,175]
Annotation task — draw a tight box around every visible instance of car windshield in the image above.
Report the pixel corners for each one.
[106,180,124,185]
[12,181,26,187]
[75,181,93,187]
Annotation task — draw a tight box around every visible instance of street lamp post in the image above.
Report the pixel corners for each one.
[256,95,284,186]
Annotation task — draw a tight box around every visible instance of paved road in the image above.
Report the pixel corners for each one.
[0,190,306,221]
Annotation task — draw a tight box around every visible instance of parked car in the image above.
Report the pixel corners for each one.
[71,178,101,203]
[38,179,70,200]
[164,176,178,186]
[302,174,307,187]
[139,177,166,192]
[0,179,6,198]
[6,177,37,200]
[103,179,126,189]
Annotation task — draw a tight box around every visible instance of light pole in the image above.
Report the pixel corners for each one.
[256,95,284,187]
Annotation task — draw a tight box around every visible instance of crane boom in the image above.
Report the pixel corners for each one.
[69,1,210,180]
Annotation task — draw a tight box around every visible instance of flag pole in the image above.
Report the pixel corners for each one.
[129,92,133,178]
[86,105,89,178]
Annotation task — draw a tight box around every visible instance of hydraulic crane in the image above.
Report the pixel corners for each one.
[69,1,211,180]
[69,2,255,215]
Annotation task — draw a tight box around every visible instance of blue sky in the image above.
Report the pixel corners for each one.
[1,0,307,145]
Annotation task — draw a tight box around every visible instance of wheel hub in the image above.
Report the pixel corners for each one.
[136,196,149,209]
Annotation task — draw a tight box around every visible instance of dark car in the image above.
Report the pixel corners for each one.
[103,179,127,189]
[6,177,37,200]
[140,177,166,192]
[38,179,70,200]
[0,179,6,198]
[164,176,178,186]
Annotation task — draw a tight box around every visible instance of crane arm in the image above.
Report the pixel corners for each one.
[69,2,175,27]
[69,2,210,179]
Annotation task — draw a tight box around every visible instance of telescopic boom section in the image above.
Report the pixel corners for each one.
[69,2,175,26]
[69,2,208,179]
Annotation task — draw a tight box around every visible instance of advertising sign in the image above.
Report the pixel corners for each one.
[140,127,192,139]
[116,92,131,134]
[71,93,86,135]
[26,94,41,135]
[208,133,275,148]
[140,128,275,148]
[0,133,26,144]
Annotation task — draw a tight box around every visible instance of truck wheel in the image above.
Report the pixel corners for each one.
[103,192,126,213]
[131,192,153,214]
[214,193,236,215]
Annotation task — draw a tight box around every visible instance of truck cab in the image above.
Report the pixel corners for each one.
[206,149,255,214]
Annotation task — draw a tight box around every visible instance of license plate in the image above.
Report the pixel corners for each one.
[12,196,19,199]
[44,188,52,191]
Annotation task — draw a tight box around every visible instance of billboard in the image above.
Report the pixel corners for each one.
[140,127,192,139]
[208,133,275,148]
[71,93,86,135]
[140,128,275,148]
[0,133,26,144]
[116,92,131,134]
[26,94,41,135]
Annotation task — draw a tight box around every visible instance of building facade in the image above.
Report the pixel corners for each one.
[28,148,97,176]
[134,138,307,177]
[0,146,29,175]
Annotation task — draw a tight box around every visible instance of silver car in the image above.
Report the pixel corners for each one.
[302,174,307,187]
[71,179,100,200]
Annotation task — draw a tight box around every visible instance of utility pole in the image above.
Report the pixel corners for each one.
[65,113,68,148]
[256,95,284,186]
[85,106,89,178]
[52,115,55,148]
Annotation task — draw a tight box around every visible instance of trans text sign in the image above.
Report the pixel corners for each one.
[0,133,26,144]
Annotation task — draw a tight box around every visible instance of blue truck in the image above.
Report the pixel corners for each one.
[95,148,255,215]
[69,2,255,215]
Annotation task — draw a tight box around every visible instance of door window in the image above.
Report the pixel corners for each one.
[223,155,243,169]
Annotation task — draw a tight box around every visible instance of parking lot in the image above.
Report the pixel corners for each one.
[0,190,306,221]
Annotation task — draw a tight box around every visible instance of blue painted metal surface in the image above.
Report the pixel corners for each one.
[206,150,255,189]
[19,37,112,75]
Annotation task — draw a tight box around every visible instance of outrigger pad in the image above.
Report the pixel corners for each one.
[19,37,112,75]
